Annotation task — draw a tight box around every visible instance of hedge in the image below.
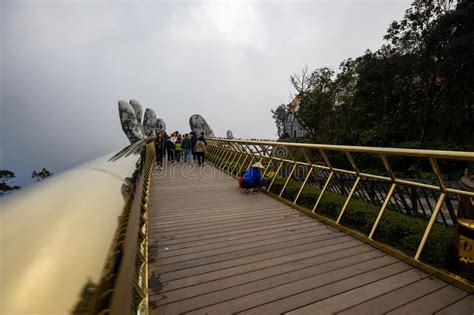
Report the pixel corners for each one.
[266,177,456,268]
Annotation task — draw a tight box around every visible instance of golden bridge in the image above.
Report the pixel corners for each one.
[1,138,473,314]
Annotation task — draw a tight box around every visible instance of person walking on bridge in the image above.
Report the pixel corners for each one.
[182,134,192,162]
[165,135,176,163]
[154,132,165,170]
[194,136,207,166]
[191,132,198,163]
[241,161,265,194]
[175,138,182,162]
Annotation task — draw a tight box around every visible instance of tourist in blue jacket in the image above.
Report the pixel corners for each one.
[182,134,192,162]
[242,161,265,194]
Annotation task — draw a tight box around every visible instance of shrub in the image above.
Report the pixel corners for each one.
[264,177,457,270]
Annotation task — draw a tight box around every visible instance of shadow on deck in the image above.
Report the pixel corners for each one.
[148,163,473,314]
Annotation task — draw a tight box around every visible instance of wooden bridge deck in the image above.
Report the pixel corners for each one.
[148,163,472,314]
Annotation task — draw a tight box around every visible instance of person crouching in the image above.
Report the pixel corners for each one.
[242,161,265,194]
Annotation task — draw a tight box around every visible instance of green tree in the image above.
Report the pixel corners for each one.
[296,89,334,139]
[384,0,456,54]
[31,168,53,182]
[292,67,336,139]
[420,0,474,148]
[272,0,473,154]
[350,51,419,146]
[0,170,21,197]
[333,58,361,144]
[271,104,289,138]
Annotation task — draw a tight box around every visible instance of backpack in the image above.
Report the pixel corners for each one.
[195,141,206,152]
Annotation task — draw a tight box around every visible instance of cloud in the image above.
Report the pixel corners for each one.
[0,0,412,186]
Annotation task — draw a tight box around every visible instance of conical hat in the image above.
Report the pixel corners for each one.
[251,161,265,169]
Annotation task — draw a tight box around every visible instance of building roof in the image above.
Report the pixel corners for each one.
[288,96,300,113]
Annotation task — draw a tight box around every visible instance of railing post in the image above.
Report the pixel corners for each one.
[369,183,397,239]
[216,142,230,167]
[224,143,239,172]
[415,193,446,260]
[230,143,246,175]
[237,155,249,176]
[313,171,334,213]
[294,165,313,204]
[208,141,220,162]
[207,143,216,162]
[368,154,397,239]
[268,160,284,191]
[414,158,447,261]
[210,143,219,163]
[336,176,361,224]
[262,150,274,179]
[335,152,361,224]
[279,162,297,198]
[312,149,334,213]
[218,146,231,168]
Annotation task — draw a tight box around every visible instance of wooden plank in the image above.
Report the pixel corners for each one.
[285,268,425,314]
[152,221,324,252]
[148,163,472,315]
[155,235,354,281]
[157,227,333,265]
[338,277,447,314]
[154,248,383,311]
[386,285,468,315]
[155,224,332,258]
[151,220,321,247]
[187,259,407,315]
[435,295,474,314]
[157,231,344,273]
[152,208,297,228]
[153,214,314,238]
[150,203,288,220]
[153,239,362,294]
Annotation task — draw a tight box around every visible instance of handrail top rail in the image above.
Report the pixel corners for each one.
[210,137,474,161]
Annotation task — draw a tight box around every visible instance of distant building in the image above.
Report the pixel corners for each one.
[283,96,308,139]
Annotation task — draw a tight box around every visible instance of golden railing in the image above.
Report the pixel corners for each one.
[91,140,155,314]
[206,138,474,288]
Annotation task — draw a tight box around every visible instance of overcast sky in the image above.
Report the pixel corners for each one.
[1,0,412,186]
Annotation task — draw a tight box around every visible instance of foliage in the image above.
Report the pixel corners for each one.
[271,104,288,138]
[267,177,457,270]
[271,0,474,154]
[31,168,53,182]
[0,170,21,197]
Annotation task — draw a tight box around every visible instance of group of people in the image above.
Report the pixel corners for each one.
[154,131,207,170]
[153,130,265,195]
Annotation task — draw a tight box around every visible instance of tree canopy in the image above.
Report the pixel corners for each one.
[31,168,54,182]
[273,0,474,151]
[0,170,21,197]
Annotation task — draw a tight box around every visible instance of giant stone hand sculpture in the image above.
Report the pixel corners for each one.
[143,108,157,137]
[189,114,215,137]
[118,100,146,143]
[129,99,144,125]
[118,100,165,144]
[156,118,166,134]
